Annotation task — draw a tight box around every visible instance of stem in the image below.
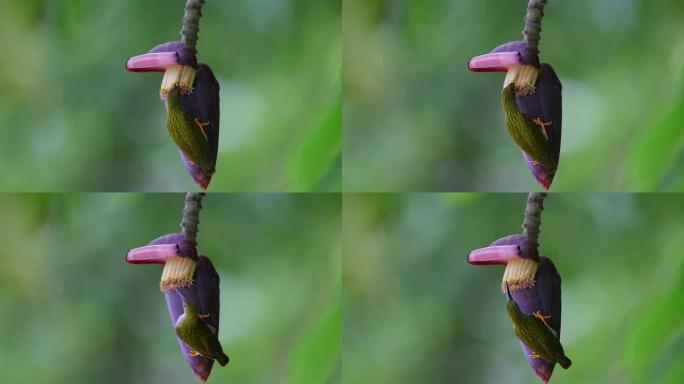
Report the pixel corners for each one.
[521,192,547,245]
[180,192,205,246]
[522,0,548,52]
[180,0,206,50]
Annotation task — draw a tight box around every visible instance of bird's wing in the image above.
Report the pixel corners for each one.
[526,319,559,361]
[195,325,218,357]
[536,257,562,337]
[195,255,221,333]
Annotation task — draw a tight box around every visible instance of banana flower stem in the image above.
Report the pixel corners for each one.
[523,0,548,53]
[181,0,206,50]
[180,192,205,251]
[522,192,546,245]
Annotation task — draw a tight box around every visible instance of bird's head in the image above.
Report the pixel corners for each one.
[126,41,198,99]
[176,289,198,314]
[468,41,540,94]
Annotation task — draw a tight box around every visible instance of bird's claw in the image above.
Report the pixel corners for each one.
[188,350,202,358]
[533,118,552,141]
[194,118,210,131]
[198,313,210,320]
[533,310,552,327]
[529,352,542,359]
[193,118,210,141]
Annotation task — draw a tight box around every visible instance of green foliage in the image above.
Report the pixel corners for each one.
[288,266,342,384]
[287,98,342,192]
[628,94,684,191]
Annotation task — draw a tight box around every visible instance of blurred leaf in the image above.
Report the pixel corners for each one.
[288,252,341,384]
[624,267,684,383]
[287,97,342,191]
[628,93,684,191]
[287,300,342,384]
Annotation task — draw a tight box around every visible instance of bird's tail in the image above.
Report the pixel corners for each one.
[558,355,572,369]
[217,352,230,366]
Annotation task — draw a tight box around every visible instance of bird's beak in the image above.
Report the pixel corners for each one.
[468,51,521,72]
[467,245,522,265]
[126,244,180,264]
[126,52,179,72]
[505,283,513,301]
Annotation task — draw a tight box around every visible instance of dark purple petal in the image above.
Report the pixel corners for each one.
[194,256,221,332]
[535,257,562,334]
[168,63,220,190]
[516,64,562,188]
[181,64,220,162]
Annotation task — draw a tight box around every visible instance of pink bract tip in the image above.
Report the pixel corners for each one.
[468,52,521,72]
[467,245,521,265]
[126,52,179,72]
[126,244,180,264]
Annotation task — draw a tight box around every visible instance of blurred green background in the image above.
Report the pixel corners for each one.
[0,193,341,383]
[344,193,684,383]
[343,0,684,192]
[0,1,340,191]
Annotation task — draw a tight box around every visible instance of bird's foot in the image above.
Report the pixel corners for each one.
[194,118,210,131]
[188,350,203,358]
[532,118,552,140]
[193,118,210,141]
[529,353,542,359]
[533,310,552,327]
[198,313,210,320]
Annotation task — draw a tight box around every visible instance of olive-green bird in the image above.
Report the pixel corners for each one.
[502,83,557,176]
[167,87,216,177]
[505,286,571,369]
[175,294,229,366]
